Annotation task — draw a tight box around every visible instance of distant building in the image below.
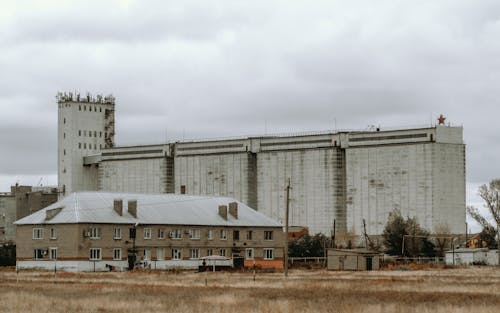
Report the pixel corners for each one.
[327,249,382,271]
[56,92,466,236]
[0,185,58,243]
[15,192,284,272]
[445,248,499,265]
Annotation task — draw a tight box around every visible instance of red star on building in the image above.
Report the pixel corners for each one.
[438,114,446,125]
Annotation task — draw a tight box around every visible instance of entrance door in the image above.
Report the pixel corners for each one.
[365,257,373,271]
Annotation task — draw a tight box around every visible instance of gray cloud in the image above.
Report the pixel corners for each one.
[1,0,500,195]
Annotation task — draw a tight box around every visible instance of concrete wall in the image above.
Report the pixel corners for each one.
[0,195,16,242]
[345,141,465,235]
[175,153,257,208]
[58,95,115,196]
[257,148,344,235]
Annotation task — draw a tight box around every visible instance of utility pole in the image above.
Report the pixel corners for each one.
[284,178,291,277]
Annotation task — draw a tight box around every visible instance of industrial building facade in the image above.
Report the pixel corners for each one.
[15,192,284,272]
[57,93,466,236]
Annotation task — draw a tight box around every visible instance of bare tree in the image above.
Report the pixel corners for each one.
[467,179,500,248]
[467,179,500,229]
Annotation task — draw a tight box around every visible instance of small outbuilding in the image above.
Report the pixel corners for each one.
[327,249,382,271]
[445,248,498,265]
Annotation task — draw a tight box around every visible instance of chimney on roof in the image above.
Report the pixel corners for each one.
[218,205,228,220]
[128,200,137,218]
[114,199,123,216]
[229,202,238,219]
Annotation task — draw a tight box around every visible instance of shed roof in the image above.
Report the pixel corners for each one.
[14,192,282,227]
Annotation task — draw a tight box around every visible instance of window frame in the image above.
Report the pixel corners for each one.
[264,231,274,241]
[33,228,43,240]
[143,228,152,240]
[89,227,101,239]
[157,248,165,260]
[171,229,182,240]
[189,229,200,240]
[89,248,102,260]
[264,248,274,260]
[113,248,122,260]
[207,229,213,240]
[245,248,254,260]
[158,228,165,239]
[189,248,200,259]
[219,248,227,257]
[50,227,57,240]
[113,227,121,240]
[220,229,227,240]
[172,248,182,260]
[246,230,253,240]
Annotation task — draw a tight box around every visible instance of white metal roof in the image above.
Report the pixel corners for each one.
[14,192,283,227]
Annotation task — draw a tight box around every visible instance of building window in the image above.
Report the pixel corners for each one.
[190,248,200,259]
[63,149,66,156]
[79,105,81,111]
[99,132,102,138]
[63,133,66,139]
[79,130,81,136]
[84,105,86,111]
[158,228,165,239]
[113,227,121,239]
[89,248,101,260]
[89,131,92,137]
[233,230,239,241]
[170,229,182,239]
[94,144,97,150]
[189,229,200,239]
[113,248,121,260]
[63,118,66,124]
[50,227,57,239]
[207,229,213,240]
[180,185,186,194]
[144,248,151,260]
[79,143,81,149]
[245,248,254,260]
[219,249,226,257]
[157,248,165,260]
[264,248,274,260]
[94,131,97,137]
[246,230,253,240]
[172,248,182,260]
[220,229,227,240]
[84,143,87,149]
[89,227,101,239]
[33,228,43,240]
[207,248,213,256]
[34,249,45,260]
[144,228,152,239]
[50,248,57,260]
[264,231,274,241]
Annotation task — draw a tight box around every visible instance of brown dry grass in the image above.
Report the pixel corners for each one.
[1,267,499,313]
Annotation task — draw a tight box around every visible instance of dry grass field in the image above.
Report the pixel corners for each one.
[1,267,499,313]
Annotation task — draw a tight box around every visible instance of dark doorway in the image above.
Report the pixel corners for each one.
[365,257,373,271]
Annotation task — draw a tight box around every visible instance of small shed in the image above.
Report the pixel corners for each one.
[445,248,489,265]
[327,249,382,271]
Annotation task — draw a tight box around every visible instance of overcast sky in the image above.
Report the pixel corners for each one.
[1,0,499,229]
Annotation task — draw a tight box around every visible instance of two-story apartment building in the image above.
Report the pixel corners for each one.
[14,192,284,272]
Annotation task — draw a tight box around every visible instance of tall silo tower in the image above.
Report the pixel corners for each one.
[57,92,115,196]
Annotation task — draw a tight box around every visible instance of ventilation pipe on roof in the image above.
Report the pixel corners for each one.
[229,202,238,219]
[218,205,228,220]
[128,200,137,218]
[114,199,123,216]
